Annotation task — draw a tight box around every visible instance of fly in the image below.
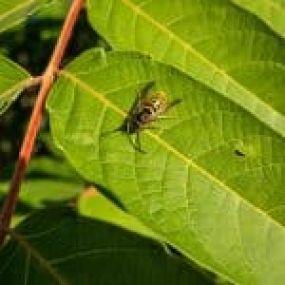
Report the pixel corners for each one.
[121,81,180,152]
[102,81,180,152]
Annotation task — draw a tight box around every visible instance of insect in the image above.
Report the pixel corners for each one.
[120,80,180,152]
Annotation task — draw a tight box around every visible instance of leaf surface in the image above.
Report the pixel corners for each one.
[0,0,54,33]
[79,188,161,241]
[0,207,210,285]
[0,55,30,114]
[87,0,285,139]
[230,0,285,38]
[0,157,83,225]
[47,49,285,284]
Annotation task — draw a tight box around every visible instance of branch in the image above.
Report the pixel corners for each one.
[0,0,85,246]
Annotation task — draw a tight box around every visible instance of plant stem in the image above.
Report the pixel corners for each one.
[0,0,85,246]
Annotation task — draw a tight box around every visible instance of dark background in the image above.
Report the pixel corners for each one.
[0,1,109,178]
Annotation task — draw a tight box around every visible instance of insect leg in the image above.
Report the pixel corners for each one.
[100,126,121,138]
[135,131,145,153]
[125,132,144,153]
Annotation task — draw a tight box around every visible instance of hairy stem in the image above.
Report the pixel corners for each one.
[0,0,85,246]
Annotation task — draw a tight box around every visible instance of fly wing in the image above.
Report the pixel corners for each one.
[165,98,182,111]
[139,80,156,99]
[131,80,156,113]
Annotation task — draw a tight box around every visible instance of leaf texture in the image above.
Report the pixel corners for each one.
[87,0,285,139]
[0,0,54,33]
[230,0,285,38]
[47,49,285,284]
[0,207,210,285]
[0,55,30,114]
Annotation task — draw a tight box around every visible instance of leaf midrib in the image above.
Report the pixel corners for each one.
[0,77,32,100]
[59,70,285,233]
[119,0,285,139]
[0,55,31,76]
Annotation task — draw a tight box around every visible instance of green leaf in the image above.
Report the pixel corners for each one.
[0,0,55,33]
[26,157,82,182]
[0,207,212,285]
[0,55,30,114]
[0,178,82,226]
[47,49,285,284]
[35,0,69,19]
[0,179,82,209]
[79,189,162,242]
[87,0,285,139]
[230,0,285,38]
[0,157,83,225]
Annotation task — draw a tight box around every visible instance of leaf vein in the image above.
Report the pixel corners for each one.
[60,70,285,233]
[120,0,285,138]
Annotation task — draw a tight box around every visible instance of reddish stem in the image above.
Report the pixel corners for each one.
[0,0,85,246]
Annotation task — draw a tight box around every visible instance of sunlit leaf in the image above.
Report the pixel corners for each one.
[47,49,285,284]
[230,0,285,38]
[0,0,56,33]
[87,0,285,139]
[0,55,30,114]
[79,188,161,241]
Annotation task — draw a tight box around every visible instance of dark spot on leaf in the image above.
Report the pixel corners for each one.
[234,149,245,157]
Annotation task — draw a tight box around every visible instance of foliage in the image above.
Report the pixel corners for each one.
[0,0,285,284]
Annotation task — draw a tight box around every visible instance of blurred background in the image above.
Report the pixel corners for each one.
[0,0,109,178]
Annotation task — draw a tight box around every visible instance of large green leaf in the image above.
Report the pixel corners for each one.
[0,55,31,114]
[0,0,55,33]
[0,178,82,226]
[36,0,70,19]
[0,179,82,210]
[87,0,285,139]
[79,188,162,241]
[26,157,82,182]
[0,207,211,285]
[230,0,285,38]
[47,49,285,284]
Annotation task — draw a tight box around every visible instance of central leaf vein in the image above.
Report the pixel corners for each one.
[59,70,285,232]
